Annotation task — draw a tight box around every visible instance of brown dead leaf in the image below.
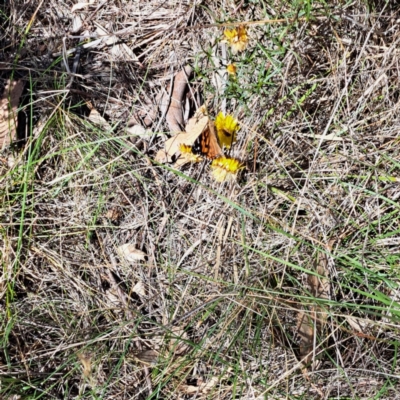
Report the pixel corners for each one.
[105,207,121,221]
[165,66,193,133]
[132,280,146,297]
[0,79,24,149]
[297,252,330,368]
[87,108,112,130]
[311,257,330,301]
[346,315,373,334]
[117,244,146,263]
[133,349,159,366]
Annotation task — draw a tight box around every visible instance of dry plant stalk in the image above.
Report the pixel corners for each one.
[297,252,330,368]
[0,79,24,148]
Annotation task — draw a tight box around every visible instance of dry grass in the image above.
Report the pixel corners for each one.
[1,0,400,399]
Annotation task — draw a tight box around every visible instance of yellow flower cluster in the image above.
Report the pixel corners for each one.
[177,112,243,182]
[176,24,250,180]
[223,25,248,54]
[210,157,244,182]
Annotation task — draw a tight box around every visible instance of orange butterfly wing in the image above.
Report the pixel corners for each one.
[194,121,222,159]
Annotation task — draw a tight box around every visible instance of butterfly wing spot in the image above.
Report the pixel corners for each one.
[192,139,202,154]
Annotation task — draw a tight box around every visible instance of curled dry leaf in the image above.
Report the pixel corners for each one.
[7,154,15,168]
[71,4,87,12]
[105,288,121,307]
[71,15,83,33]
[110,43,137,61]
[346,315,373,334]
[296,311,314,365]
[165,65,193,133]
[0,79,24,149]
[117,244,146,263]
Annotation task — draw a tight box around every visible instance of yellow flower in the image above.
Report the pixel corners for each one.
[178,144,203,164]
[214,112,239,149]
[210,157,244,182]
[179,144,193,154]
[223,25,248,53]
[226,64,237,76]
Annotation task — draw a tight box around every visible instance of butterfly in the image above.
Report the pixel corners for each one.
[157,108,223,165]
[192,119,223,160]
